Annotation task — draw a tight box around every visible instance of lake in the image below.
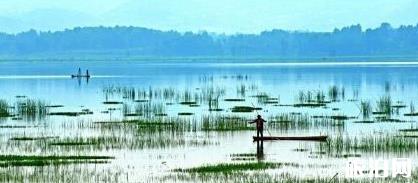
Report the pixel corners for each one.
[0,59,417,182]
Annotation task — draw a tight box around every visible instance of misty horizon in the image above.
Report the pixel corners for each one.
[1,0,418,34]
[1,22,418,57]
[1,22,417,36]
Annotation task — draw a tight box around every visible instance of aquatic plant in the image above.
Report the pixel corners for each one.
[375,95,392,116]
[0,100,10,117]
[295,90,327,107]
[201,115,253,131]
[15,99,49,120]
[231,106,262,113]
[0,155,114,167]
[319,134,418,154]
[360,100,372,119]
[173,162,290,173]
[328,85,339,101]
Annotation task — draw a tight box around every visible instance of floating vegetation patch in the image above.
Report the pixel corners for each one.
[399,128,418,132]
[293,148,309,152]
[375,117,407,123]
[209,108,223,112]
[0,155,114,167]
[293,103,326,108]
[178,112,194,116]
[45,105,64,108]
[231,106,262,112]
[392,104,407,108]
[155,113,168,116]
[231,157,255,161]
[180,101,197,105]
[224,99,245,102]
[333,154,361,158]
[311,115,355,121]
[251,93,269,98]
[173,162,291,173]
[10,136,57,141]
[353,120,375,123]
[48,111,93,117]
[229,153,257,161]
[404,112,418,116]
[230,153,256,157]
[103,101,123,105]
[0,125,38,128]
[124,113,142,117]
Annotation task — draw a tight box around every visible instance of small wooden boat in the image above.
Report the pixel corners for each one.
[71,74,90,78]
[71,68,90,78]
[253,135,328,142]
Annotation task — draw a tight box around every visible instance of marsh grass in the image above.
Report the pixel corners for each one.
[375,96,392,116]
[14,99,49,120]
[231,106,262,112]
[162,171,417,183]
[10,136,57,141]
[328,86,339,101]
[178,112,194,116]
[172,162,289,173]
[103,101,123,104]
[224,99,245,102]
[360,101,372,119]
[0,99,10,117]
[48,111,93,116]
[296,90,327,104]
[47,135,216,150]
[268,113,344,130]
[320,134,418,153]
[201,115,254,131]
[134,103,165,117]
[0,155,114,167]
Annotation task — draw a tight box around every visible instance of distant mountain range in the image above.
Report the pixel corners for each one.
[1,23,418,57]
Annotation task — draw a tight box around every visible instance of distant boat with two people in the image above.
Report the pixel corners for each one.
[71,68,91,78]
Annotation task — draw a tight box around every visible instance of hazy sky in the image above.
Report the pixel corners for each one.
[1,0,418,34]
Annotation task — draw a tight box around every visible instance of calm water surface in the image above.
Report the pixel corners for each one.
[1,60,418,181]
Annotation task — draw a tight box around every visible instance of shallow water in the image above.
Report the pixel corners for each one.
[0,59,418,182]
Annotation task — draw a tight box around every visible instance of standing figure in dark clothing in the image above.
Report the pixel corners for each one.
[249,115,266,138]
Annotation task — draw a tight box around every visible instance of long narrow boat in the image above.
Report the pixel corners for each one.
[253,135,328,142]
[71,74,90,78]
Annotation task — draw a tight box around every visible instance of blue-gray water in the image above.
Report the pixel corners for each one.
[1,60,418,181]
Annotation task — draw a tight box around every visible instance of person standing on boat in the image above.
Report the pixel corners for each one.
[250,115,266,138]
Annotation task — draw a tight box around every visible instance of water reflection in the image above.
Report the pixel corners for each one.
[72,76,90,85]
[256,141,264,161]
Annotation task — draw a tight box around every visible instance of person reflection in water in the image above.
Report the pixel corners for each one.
[256,141,264,160]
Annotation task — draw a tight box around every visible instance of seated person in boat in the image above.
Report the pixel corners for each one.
[249,115,266,138]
